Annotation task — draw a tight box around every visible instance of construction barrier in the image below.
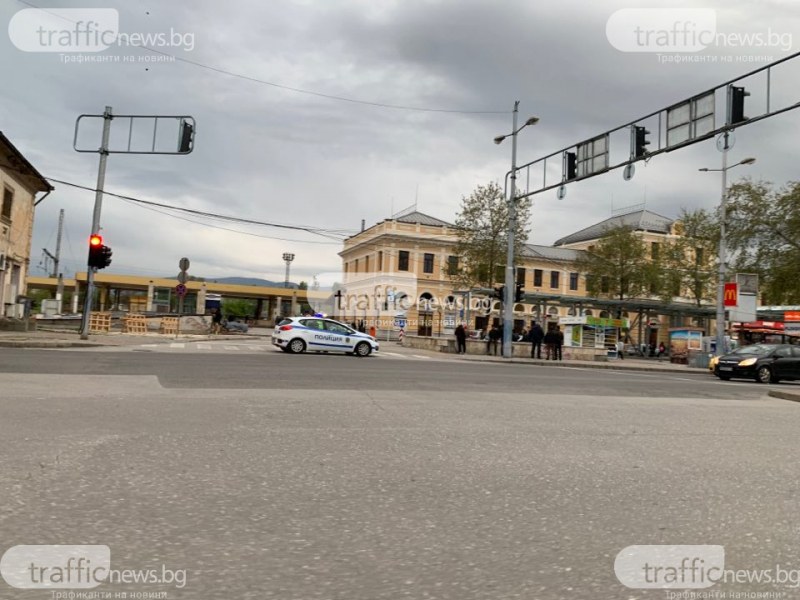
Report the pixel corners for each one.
[89,311,112,333]
[159,316,179,335]
[123,314,148,334]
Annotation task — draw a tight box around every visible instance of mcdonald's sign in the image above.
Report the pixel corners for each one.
[723,282,738,307]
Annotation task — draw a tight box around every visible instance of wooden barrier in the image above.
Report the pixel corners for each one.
[89,311,112,333]
[123,314,148,334]
[159,316,179,335]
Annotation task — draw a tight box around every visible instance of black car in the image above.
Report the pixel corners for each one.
[714,343,800,383]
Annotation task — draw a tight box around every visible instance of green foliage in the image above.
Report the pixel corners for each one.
[659,208,718,306]
[298,281,308,290]
[574,225,650,300]
[726,180,800,304]
[451,181,531,288]
[221,298,257,318]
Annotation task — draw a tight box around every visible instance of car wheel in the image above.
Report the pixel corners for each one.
[354,341,371,357]
[717,374,731,381]
[756,365,773,384]
[288,338,306,354]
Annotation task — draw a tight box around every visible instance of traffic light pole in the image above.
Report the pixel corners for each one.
[79,106,113,340]
[714,131,730,357]
[502,102,519,359]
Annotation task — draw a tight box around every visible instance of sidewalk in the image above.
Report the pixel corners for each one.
[0,328,263,348]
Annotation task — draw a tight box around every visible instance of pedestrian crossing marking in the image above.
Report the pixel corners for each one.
[169,343,185,349]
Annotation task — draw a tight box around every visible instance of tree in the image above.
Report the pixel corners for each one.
[450,181,531,289]
[725,180,800,304]
[574,225,651,301]
[298,281,308,290]
[221,298,257,318]
[660,208,718,306]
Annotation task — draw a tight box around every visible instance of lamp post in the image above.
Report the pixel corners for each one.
[494,101,539,358]
[282,252,295,288]
[699,154,756,356]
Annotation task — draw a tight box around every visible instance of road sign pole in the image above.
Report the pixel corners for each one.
[80,106,113,340]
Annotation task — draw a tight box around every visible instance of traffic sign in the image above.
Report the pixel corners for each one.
[394,317,407,328]
[177,271,188,284]
[175,283,187,297]
[179,257,190,271]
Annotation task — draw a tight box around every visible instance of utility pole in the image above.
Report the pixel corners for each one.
[79,106,113,340]
[53,208,64,278]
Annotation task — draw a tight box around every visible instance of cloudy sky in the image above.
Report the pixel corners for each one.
[2,0,799,284]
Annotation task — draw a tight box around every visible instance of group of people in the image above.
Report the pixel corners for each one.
[529,321,564,360]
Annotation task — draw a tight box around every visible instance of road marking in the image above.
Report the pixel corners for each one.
[224,345,239,350]
[169,343,185,349]
[196,343,212,350]
[412,355,432,359]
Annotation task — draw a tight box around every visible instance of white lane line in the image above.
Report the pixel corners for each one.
[379,352,408,358]
[224,345,240,350]
[169,343,185,349]
[196,343,212,350]
[140,344,158,348]
[412,355,432,359]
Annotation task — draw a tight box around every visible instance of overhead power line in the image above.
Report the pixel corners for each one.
[15,0,509,115]
[43,175,354,243]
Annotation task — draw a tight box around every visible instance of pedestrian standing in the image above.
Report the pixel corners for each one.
[543,328,555,360]
[487,324,500,355]
[554,326,564,361]
[616,338,625,360]
[530,321,544,359]
[454,323,467,354]
[211,307,223,335]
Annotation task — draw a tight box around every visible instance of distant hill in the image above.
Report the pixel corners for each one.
[211,276,298,288]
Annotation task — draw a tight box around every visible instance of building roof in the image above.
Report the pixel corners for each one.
[553,209,673,246]
[392,210,453,227]
[521,243,584,262]
[0,131,52,193]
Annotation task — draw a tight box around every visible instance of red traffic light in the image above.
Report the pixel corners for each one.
[89,234,103,247]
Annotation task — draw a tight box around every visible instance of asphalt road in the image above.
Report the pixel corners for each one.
[1,347,799,600]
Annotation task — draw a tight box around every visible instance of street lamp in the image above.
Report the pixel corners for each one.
[282,252,295,288]
[698,156,756,356]
[495,101,539,358]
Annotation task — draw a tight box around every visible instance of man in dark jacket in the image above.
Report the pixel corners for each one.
[530,321,544,359]
[487,324,501,355]
[454,324,467,354]
[554,326,564,361]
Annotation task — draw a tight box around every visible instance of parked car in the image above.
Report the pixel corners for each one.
[272,316,379,356]
[713,344,800,383]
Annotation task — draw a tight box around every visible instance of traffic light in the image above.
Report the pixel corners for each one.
[87,235,112,269]
[178,119,194,153]
[729,85,750,124]
[493,285,505,301]
[633,125,650,158]
[515,283,524,303]
[565,151,577,180]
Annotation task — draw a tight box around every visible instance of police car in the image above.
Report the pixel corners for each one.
[272,316,379,357]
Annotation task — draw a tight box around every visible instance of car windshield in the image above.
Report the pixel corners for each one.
[731,344,776,356]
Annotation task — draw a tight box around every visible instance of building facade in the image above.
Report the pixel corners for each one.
[339,208,710,345]
[0,132,52,318]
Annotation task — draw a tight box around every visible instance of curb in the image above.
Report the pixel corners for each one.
[452,355,708,375]
[767,389,800,404]
[0,340,104,348]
